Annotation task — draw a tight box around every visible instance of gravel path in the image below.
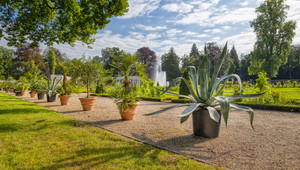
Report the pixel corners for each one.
[16,92,300,169]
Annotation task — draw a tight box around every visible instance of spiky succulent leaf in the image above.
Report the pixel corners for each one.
[230,103,255,129]
[207,106,221,122]
[198,54,209,101]
[179,103,203,118]
[215,97,230,125]
[188,66,200,97]
[209,42,228,94]
[145,104,191,116]
[155,88,197,102]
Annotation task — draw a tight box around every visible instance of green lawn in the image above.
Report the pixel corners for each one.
[0,92,218,169]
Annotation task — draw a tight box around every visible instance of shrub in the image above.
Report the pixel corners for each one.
[292,81,297,88]
[226,81,233,88]
[276,82,282,88]
[179,68,190,98]
[284,80,291,88]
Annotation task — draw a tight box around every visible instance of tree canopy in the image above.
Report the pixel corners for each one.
[136,47,157,77]
[249,0,296,77]
[0,0,129,47]
[162,47,181,81]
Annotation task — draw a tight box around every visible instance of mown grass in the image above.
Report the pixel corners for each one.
[0,92,218,169]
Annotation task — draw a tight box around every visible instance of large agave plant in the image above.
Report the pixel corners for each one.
[47,77,62,96]
[146,43,262,129]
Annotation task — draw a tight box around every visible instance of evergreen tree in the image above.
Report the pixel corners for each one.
[179,68,190,98]
[229,45,240,74]
[162,47,181,81]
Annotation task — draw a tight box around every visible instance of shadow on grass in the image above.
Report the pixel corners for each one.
[0,123,20,132]
[43,145,162,169]
[0,108,51,115]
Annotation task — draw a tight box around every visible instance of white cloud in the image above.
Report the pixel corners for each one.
[240,1,249,6]
[222,30,256,55]
[166,29,182,37]
[161,2,193,14]
[135,24,167,31]
[212,7,256,25]
[119,0,161,19]
[176,11,213,26]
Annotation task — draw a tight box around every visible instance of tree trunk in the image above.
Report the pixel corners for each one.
[87,79,90,98]
[63,73,67,93]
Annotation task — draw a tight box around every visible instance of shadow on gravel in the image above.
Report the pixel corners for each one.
[60,110,83,114]
[89,119,121,126]
[131,132,218,160]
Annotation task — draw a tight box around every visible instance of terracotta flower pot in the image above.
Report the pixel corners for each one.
[30,92,37,98]
[79,97,97,111]
[118,102,139,120]
[60,95,71,105]
[21,90,27,96]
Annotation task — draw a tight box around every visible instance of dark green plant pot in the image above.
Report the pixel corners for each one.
[37,93,45,100]
[47,94,57,102]
[192,109,221,138]
[15,92,22,96]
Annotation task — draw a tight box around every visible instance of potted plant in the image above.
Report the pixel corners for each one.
[56,57,74,105]
[110,52,145,120]
[70,56,104,111]
[46,77,61,102]
[29,81,39,98]
[145,43,262,138]
[36,79,47,100]
[109,83,141,120]
[14,76,30,96]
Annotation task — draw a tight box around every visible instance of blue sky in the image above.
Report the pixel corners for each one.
[1,0,299,59]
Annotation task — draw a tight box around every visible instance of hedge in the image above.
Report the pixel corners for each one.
[233,102,300,112]
[90,93,111,97]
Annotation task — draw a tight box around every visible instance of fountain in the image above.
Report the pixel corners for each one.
[150,57,167,87]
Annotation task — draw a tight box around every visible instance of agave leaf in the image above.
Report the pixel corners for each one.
[180,114,191,124]
[188,66,200,97]
[199,54,209,101]
[215,79,227,97]
[144,104,191,116]
[53,78,62,89]
[211,73,242,98]
[179,103,203,118]
[210,60,236,98]
[155,88,197,102]
[216,98,230,126]
[162,77,202,103]
[207,106,221,122]
[209,42,228,94]
[230,103,254,129]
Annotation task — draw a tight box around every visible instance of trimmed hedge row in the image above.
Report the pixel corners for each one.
[90,93,111,97]
[233,102,300,112]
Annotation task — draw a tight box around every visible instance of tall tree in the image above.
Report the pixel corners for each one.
[0,46,15,79]
[100,47,123,71]
[181,43,200,70]
[0,0,129,47]
[162,47,181,81]
[14,43,45,77]
[206,42,222,76]
[229,45,240,74]
[277,45,300,79]
[44,47,57,76]
[136,47,157,77]
[249,0,296,77]
[240,53,256,81]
